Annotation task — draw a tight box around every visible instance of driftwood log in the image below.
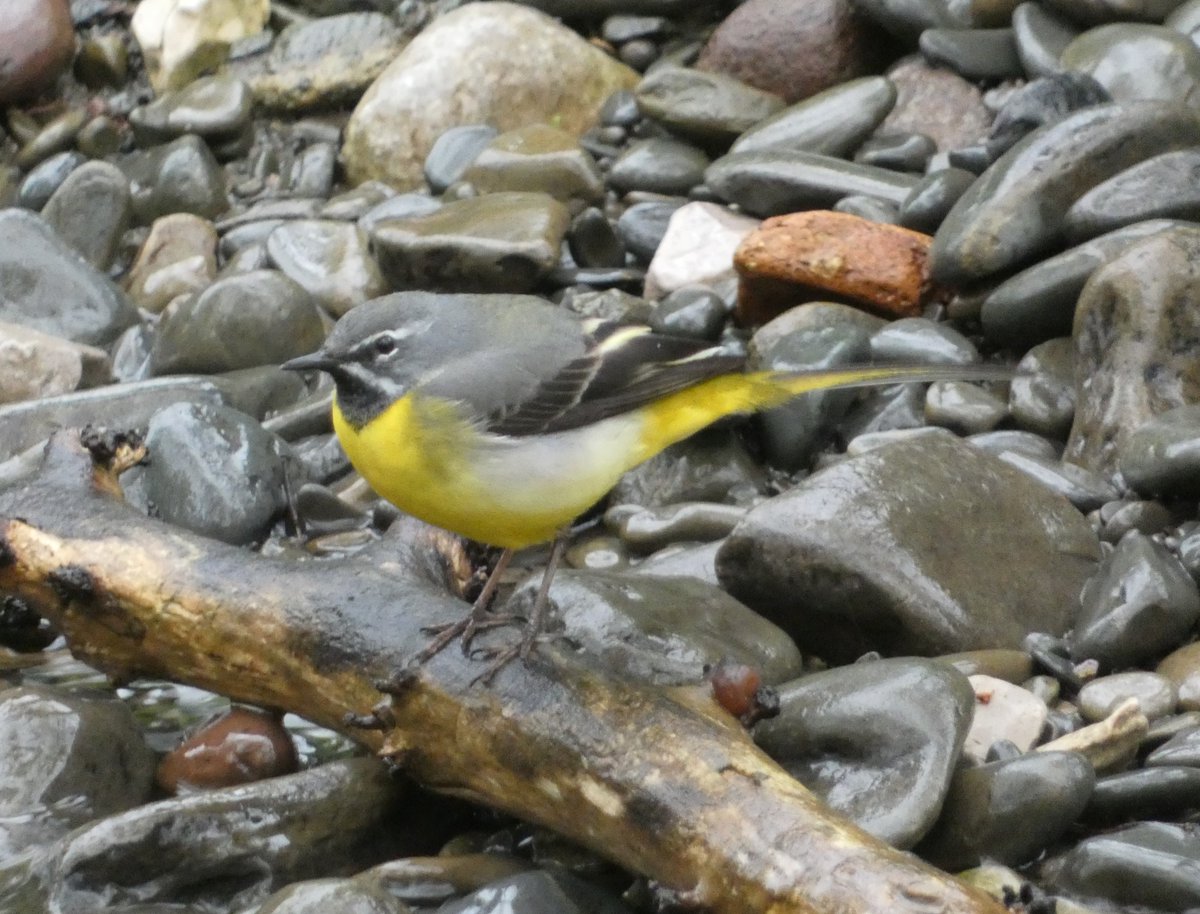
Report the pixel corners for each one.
[0,430,1007,914]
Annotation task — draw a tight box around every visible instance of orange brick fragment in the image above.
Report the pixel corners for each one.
[733,210,934,325]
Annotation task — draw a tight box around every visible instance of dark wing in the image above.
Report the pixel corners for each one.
[487,322,745,436]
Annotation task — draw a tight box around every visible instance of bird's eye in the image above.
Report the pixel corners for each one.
[374,336,397,356]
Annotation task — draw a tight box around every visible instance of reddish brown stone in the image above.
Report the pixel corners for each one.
[156,705,299,794]
[880,56,993,153]
[733,210,933,325]
[0,0,75,106]
[696,0,891,104]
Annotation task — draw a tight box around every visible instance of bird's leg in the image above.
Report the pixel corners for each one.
[470,534,568,684]
[415,547,517,662]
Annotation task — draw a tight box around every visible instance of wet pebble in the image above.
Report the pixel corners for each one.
[643,201,757,299]
[996,450,1120,511]
[916,751,1094,870]
[40,161,131,271]
[755,658,973,848]
[0,0,74,105]
[608,138,709,196]
[635,66,784,147]
[1066,149,1200,241]
[1009,338,1075,439]
[463,124,605,202]
[961,674,1048,763]
[986,72,1110,158]
[267,220,386,317]
[424,125,498,194]
[1079,671,1177,722]
[871,316,980,364]
[1072,533,1200,670]
[717,435,1099,661]
[613,502,746,554]
[121,135,230,225]
[0,322,103,405]
[1119,403,1200,497]
[125,214,220,314]
[17,150,87,211]
[880,56,992,152]
[919,28,1022,81]
[157,706,299,793]
[125,401,291,545]
[439,870,632,914]
[1061,23,1200,106]
[648,285,728,339]
[897,167,977,233]
[252,877,408,914]
[924,380,1008,434]
[967,429,1061,461]
[1145,724,1200,766]
[131,0,269,92]
[1157,642,1200,711]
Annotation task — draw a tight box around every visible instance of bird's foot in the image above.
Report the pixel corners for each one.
[419,611,521,659]
[467,628,556,686]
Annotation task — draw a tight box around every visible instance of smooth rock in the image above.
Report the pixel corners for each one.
[424,125,498,194]
[157,706,299,793]
[1013,1,1078,76]
[505,569,802,686]
[131,0,270,92]
[980,218,1190,349]
[755,658,973,848]
[967,429,1060,461]
[342,3,638,189]
[632,540,721,585]
[931,103,1200,286]
[987,71,1110,158]
[616,199,686,262]
[0,685,156,848]
[125,214,220,314]
[614,502,746,554]
[642,201,758,299]
[854,131,937,172]
[1079,671,1176,722]
[150,270,325,375]
[731,77,896,157]
[1096,498,1174,542]
[1065,150,1200,240]
[920,27,1022,81]
[370,192,570,293]
[1046,0,1188,22]
[696,0,888,103]
[1049,822,1200,911]
[897,167,977,233]
[870,316,979,364]
[610,427,767,507]
[746,302,878,469]
[121,135,229,225]
[996,450,1119,510]
[924,381,1008,434]
[1007,339,1075,439]
[880,56,992,152]
[130,74,253,149]
[1119,404,1200,497]
[0,0,73,105]
[707,149,920,217]
[266,220,386,317]
[248,13,406,112]
[962,674,1049,763]
[716,435,1100,661]
[463,124,604,202]
[916,751,1095,869]
[40,161,131,270]
[1038,697,1148,772]
[938,649,1034,683]
[439,871,631,914]
[648,285,727,339]
[1146,724,1200,766]
[1158,642,1200,711]
[608,138,709,196]
[127,401,289,545]
[634,66,785,147]
[254,877,408,914]
[1072,533,1200,669]
[0,322,90,404]
[16,149,86,210]
[568,207,626,270]
[1061,24,1200,108]
[733,210,931,324]
[0,209,136,346]
[1086,766,1200,824]
[1067,227,1200,474]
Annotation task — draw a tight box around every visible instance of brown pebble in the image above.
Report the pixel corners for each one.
[156,705,299,794]
[709,660,762,719]
[733,210,933,325]
[0,0,76,106]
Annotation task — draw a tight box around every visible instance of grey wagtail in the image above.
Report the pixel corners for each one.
[283,291,1012,673]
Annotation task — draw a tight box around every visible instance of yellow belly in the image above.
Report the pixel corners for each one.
[332,392,648,549]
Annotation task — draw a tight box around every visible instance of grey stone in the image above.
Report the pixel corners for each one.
[1119,404,1200,497]
[966,429,1060,461]
[717,435,1100,661]
[129,74,253,145]
[615,199,686,261]
[1065,150,1200,241]
[919,27,1022,81]
[1008,338,1075,439]
[120,134,229,225]
[611,428,767,507]
[614,502,747,554]
[254,877,409,914]
[897,167,976,233]
[870,317,980,364]
[424,125,498,194]
[924,380,1008,434]
[40,161,131,269]
[635,66,784,146]
[463,124,605,202]
[1012,1,1078,77]
[1079,671,1177,722]
[439,871,631,914]
[16,150,86,210]
[755,658,974,848]
[608,138,709,196]
[1085,767,1200,824]
[996,450,1120,511]
[1061,23,1200,108]
[1073,532,1200,670]
[266,220,386,317]
[0,209,136,346]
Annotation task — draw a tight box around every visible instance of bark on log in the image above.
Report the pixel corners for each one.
[0,430,1007,914]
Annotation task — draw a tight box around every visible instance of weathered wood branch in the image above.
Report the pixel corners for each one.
[0,431,1006,914]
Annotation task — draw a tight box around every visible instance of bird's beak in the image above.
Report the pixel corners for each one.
[281,351,336,373]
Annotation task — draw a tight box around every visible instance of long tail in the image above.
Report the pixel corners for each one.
[634,362,1015,462]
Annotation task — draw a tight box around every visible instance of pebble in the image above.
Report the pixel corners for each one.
[982,218,1191,350]
[1086,766,1200,824]
[439,871,630,914]
[1072,533,1200,669]
[1067,226,1200,474]
[504,568,802,686]
[696,0,888,104]
[122,135,230,225]
[40,161,132,271]
[1096,498,1175,542]
[1013,1,1078,76]
[898,167,977,233]
[870,317,980,364]
[755,658,973,848]
[0,322,92,404]
[937,649,1034,683]
[919,28,1023,81]
[730,76,897,157]
[931,103,1200,286]
[716,435,1099,661]
[0,209,136,347]
[614,502,747,553]
[157,706,299,793]
[15,109,88,172]
[125,214,220,314]
[916,751,1095,870]
[880,56,992,152]
[130,74,253,151]
[74,34,129,90]
[342,2,638,189]
[253,877,407,914]
[642,201,758,299]
[1061,23,1200,106]
[125,401,291,545]
[1008,338,1075,439]
[568,207,626,270]
[1145,724,1200,766]
[924,381,1008,434]
[608,138,710,196]
[1079,671,1177,722]
[150,270,325,375]
[854,131,936,172]
[0,0,75,106]
[996,450,1120,511]
[707,149,921,217]
[245,12,407,112]
[733,211,932,324]
[967,429,1060,461]
[463,124,605,202]
[17,150,87,211]
[132,0,270,92]
[266,220,386,317]
[424,125,499,194]
[635,66,785,147]
[371,192,570,293]
[1157,642,1200,711]
[609,429,767,508]
[961,674,1049,763]
[986,72,1111,158]
[1066,150,1200,241]
[1119,403,1200,497]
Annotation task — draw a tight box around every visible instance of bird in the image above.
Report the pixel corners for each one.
[283,291,1011,678]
